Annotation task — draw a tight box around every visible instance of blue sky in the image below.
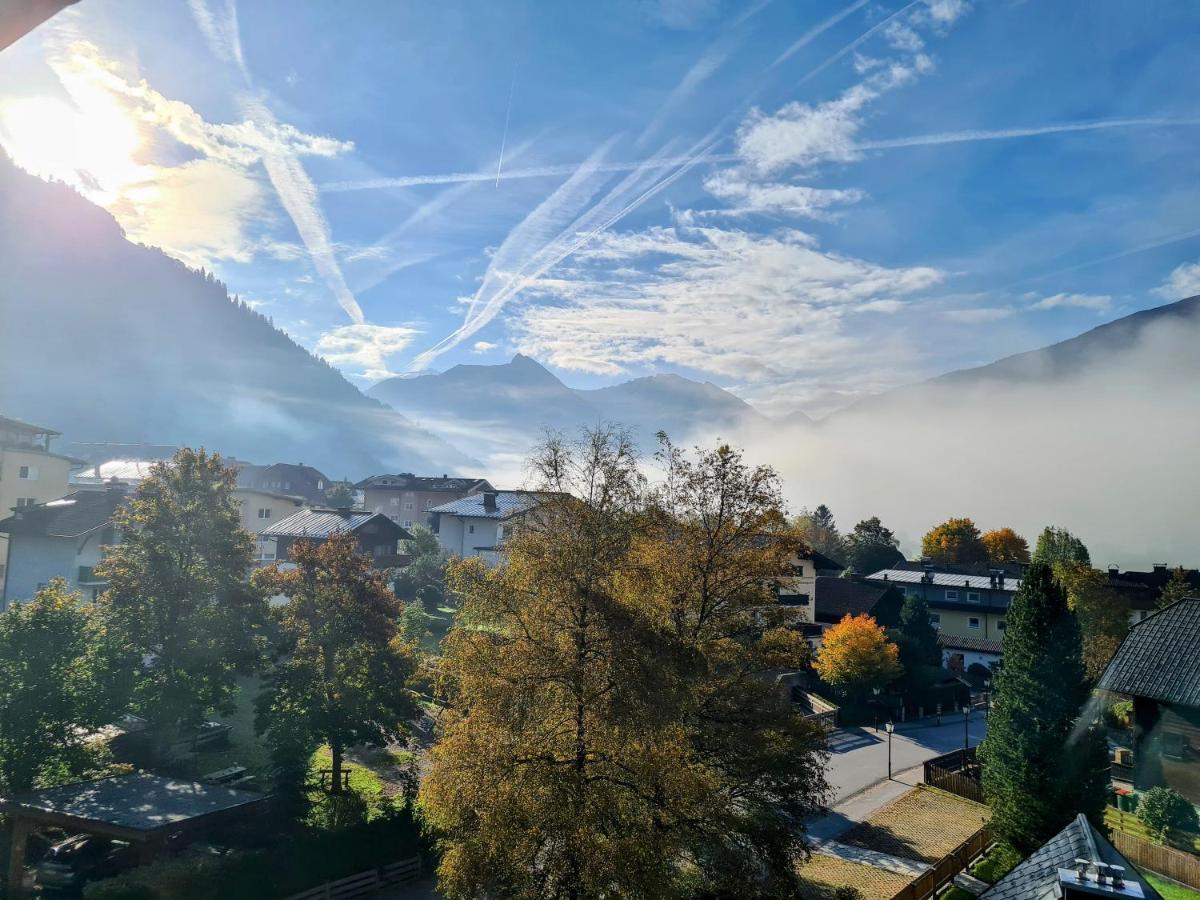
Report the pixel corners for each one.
[2,0,1199,416]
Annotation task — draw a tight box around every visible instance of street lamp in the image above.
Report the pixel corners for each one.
[886,721,895,780]
[873,686,882,732]
[962,704,971,764]
[983,678,992,716]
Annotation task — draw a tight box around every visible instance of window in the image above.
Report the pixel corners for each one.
[966,592,980,603]
[404,502,413,510]
[391,497,400,506]
[317,480,325,489]
[968,617,981,629]
[896,586,907,596]
[401,520,412,528]
[792,564,804,577]
[258,508,271,519]
[945,590,959,601]
[468,524,475,534]
[997,620,1006,631]
[424,499,434,508]
[15,497,35,508]
[929,613,941,627]
[18,465,37,480]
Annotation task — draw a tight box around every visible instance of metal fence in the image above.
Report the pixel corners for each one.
[889,825,992,900]
[284,856,421,900]
[1111,830,1200,890]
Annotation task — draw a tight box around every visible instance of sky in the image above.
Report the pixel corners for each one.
[2,0,1200,418]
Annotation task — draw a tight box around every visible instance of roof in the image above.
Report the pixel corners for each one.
[809,549,846,572]
[939,633,1003,655]
[356,473,493,493]
[866,568,1022,592]
[1097,597,1200,708]
[0,413,60,437]
[814,576,891,621]
[0,773,267,838]
[0,488,125,538]
[70,458,159,485]
[261,507,411,540]
[429,491,542,520]
[981,814,1160,900]
[233,486,306,505]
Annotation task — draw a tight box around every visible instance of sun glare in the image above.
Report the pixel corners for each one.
[0,93,147,204]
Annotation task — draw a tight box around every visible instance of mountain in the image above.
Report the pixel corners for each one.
[369,355,770,453]
[0,155,476,478]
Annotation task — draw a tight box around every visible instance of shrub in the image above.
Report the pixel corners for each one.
[1138,787,1200,842]
[832,888,864,900]
[970,842,1023,883]
[1103,700,1133,730]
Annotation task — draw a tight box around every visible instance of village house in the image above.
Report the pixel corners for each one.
[356,473,493,530]
[1106,562,1200,624]
[0,415,78,596]
[234,462,332,506]
[865,564,1019,643]
[0,483,127,607]
[70,458,160,490]
[1098,596,1200,806]
[233,487,305,563]
[261,507,412,568]
[428,490,542,564]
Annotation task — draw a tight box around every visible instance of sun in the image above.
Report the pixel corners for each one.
[0,92,148,204]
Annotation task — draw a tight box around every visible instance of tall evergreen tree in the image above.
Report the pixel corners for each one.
[893,592,942,670]
[1158,566,1193,610]
[978,562,1108,853]
[795,503,847,563]
[845,517,904,574]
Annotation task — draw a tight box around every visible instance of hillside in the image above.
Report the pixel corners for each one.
[0,155,475,477]
[369,355,770,453]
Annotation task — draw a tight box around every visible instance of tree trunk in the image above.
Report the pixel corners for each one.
[330,740,344,795]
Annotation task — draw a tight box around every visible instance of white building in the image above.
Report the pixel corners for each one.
[428,490,541,564]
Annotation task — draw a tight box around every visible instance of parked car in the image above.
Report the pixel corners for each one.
[35,834,136,894]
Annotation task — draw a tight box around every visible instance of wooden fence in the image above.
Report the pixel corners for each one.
[923,747,985,804]
[792,688,839,730]
[284,856,421,900]
[1112,830,1200,890]
[889,826,992,900]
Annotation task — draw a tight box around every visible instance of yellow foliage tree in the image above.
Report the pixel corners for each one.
[814,613,902,695]
[921,517,987,565]
[982,527,1031,565]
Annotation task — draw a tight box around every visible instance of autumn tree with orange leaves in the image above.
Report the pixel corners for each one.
[814,613,903,698]
[982,527,1031,565]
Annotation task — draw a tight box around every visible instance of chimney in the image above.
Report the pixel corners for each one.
[483,491,498,511]
[1058,860,1141,899]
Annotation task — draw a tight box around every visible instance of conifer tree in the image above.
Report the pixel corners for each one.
[894,592,942,670]
[978,562,1108,852]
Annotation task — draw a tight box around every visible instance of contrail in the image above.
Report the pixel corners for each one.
[773,0,871,67]
[496,64,518,187]
[797,0,922,86]
[321,117,1200,194]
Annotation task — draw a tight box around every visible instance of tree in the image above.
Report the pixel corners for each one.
[323,480,357,508]
[392,525,451,612]
[978,562,1108,853]
[1137,787,1200,843]
[982,528,1030,565]
[96,448,267,749]
[794,503,847,564]
[893,593,942,670]
[1031,526,1090,567]
[921,518,987,566]
[845,517,904,574]
[1158,566,1193,610]
[0,580,128,793]
[421,429,829,899]
[1054,563,1128,681]
[398,600,433,647]
[814,614,902,698]
[256,532,419,797]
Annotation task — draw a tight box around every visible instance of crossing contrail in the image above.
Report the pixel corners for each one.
[496,64,518,187]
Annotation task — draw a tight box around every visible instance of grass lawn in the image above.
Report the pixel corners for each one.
[1107,807,1200,854]
[1141,870,1200,899]
[182,676,271,778]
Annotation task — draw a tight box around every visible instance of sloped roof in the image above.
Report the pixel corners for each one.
[981,813,1160,900]
[1097,597,1200,708]
[70,458,159,485]
[428,491,541,520]
[355,473,492,492]
[0,413,60,437]
[0,489,125,538]
[866,568,1021,592]
[814,576,890,622]
[261,508,411,540]
[939,633,1002,654]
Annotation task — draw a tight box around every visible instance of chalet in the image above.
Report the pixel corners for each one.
[233,487,305,563]
[235,462,331,506]
[428,491,542,564]
[260,507,412,568]
[980,813,1160,899]
[0,415,79,596]
[811,575,903,632]
[0,484,127,607]
[1097,597,1200,805]
[356,473,493,529]
[774,549,844,629]
[1106,563,1200,625]
[865,564,1019,643]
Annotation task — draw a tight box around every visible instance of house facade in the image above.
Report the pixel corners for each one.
[233,487,305,564]
[428,491,540,564]
[0,485,127,607]
[235,463,331,506]
[1097,597,1200,806]
[864,566,1019,642]
[0,415,78,596]
[356,474,493,530]
[1107,563,1200,625]
[261,507,412,568]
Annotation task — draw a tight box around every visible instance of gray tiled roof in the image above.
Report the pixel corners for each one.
[939,633,1002,654]
[0,489,125,538]
[982,814,1160,900]
[814,576,890,621]
[866,569,1021,592]
[428,491,541,520]
[261,507,409,540]
[1097,597,1200,708]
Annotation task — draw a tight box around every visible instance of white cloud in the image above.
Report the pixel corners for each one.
[472,341,499,353]
[1030,292,1112,312]
[943,307,1013,323]
[923,0,970,27]
[1155,262,1200,301]
[884,21,924,52]
[315,323,421,380]
[701,169,865,216]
